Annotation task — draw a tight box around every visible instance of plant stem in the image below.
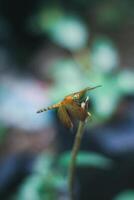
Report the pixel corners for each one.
[69,120,86,200]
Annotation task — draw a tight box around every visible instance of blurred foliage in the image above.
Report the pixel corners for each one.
[15,153,67,200]
[91,37,119,73]
[114,190,134,200]
[0,125,7,144]
[15,151,113,200]
[30,6,88,51]
[50,16,88,51]
[59,151,113,169]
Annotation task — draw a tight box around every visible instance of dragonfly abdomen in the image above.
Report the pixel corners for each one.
[37,108,48,113]
[37,103,61,113]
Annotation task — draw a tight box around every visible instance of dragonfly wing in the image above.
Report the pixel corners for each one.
[85,85,102,92]
[78,85,102,100]
[58,106,73,129]
[66,102,88,121]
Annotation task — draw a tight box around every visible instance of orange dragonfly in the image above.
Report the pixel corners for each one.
[37,85,101,128]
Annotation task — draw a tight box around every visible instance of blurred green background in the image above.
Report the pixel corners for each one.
[0,0,134,199]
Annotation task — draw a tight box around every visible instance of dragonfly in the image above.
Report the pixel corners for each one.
[37,85,101,129]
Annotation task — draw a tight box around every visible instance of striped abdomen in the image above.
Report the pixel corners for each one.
[36,102,61,113]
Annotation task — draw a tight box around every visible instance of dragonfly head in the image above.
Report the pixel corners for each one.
[73,94,79,101]
[72,92,86,104]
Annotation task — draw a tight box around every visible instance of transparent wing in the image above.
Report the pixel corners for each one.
[58,106,73,129]
[78,85,102,100]
[66,102,88,121]
[84,85,102,92]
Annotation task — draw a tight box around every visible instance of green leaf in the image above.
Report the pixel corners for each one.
[90,76,121,119]
[59,151,113,169]
[117,70,134,94]
[114,190,134,200]
[33,153,55,176]
[50,16,88,51]
[16,175,44,200]
[91,37,119,73]
[38,7,64,33]
[32,6,89,51]
[0,125,7,144]
[48,59,90,102]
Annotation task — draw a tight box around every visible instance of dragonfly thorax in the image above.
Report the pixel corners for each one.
[63,95,73,104]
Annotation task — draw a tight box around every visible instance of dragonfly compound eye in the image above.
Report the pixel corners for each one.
[73,94,79,100]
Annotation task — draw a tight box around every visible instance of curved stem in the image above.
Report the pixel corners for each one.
[69,120,86,200]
